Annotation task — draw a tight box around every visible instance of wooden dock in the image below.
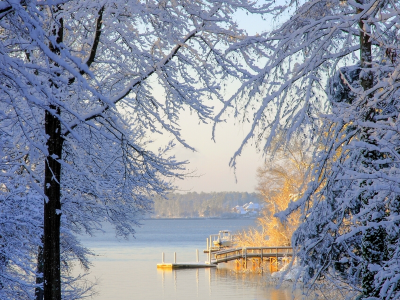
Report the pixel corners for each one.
[157,239,293,270]
[157,262,216,269]
[212,246,293,264]
[157,250,217,269]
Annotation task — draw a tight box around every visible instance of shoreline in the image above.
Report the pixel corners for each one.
[144,217,257,220]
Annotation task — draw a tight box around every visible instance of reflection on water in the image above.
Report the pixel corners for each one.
[155,265,294,300]
[76,219,297,300]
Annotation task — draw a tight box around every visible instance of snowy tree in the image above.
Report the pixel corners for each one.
[236,137,309,248]
[255,138,309,247]
[222,0,400,298]
[0,131,43,299]
[0,0,268,299]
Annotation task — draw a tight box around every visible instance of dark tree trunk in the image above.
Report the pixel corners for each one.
[42,10,64,300]
[358,5,387,299]
[35,237,44,300]
[43,106,63,300]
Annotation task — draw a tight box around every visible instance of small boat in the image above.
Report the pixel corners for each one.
[213,230,233,248]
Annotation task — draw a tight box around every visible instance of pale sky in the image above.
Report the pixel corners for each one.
[170,110,264,193]
[165,10,272,193]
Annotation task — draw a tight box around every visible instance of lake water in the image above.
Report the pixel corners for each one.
[77,218,295,300]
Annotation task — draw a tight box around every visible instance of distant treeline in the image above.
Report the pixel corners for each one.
[152,192,261,218]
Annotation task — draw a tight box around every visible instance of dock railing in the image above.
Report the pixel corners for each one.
[212,246,293,264]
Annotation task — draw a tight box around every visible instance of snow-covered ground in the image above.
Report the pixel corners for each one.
[271,261,303,282]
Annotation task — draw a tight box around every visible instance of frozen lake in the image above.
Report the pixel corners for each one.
[76,218,295,300]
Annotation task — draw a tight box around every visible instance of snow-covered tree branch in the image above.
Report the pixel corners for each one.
[0,0,268,299]
[224,0,400,298]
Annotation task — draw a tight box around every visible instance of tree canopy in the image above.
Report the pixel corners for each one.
[0,0,267,298]
[223,0,400,298]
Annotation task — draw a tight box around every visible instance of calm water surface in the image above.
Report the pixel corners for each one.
[77,219,295,300]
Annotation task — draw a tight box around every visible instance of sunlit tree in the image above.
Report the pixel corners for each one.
[223,0,400,298]
[236,139,308,247]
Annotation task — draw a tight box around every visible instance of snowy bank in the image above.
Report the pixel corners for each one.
[271,261,303,282]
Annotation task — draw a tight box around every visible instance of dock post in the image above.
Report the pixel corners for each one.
[196,249,199,262]
[162,252,164,263]
[208,250,211,264]
[174,252,176,263]
[244,248,247,269]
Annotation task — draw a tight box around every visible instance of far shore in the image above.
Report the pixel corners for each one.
[144,216,257,220]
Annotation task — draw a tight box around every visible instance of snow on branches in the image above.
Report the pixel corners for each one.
[224,0,400,298]
[0,0,267,298]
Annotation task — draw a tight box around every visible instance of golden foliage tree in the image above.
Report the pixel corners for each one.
[236,139,309,247]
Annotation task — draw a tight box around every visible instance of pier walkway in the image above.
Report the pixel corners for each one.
[211,246,293,264]
[157,246,293,270]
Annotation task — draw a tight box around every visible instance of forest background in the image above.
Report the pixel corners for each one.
[152,192,260,218]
